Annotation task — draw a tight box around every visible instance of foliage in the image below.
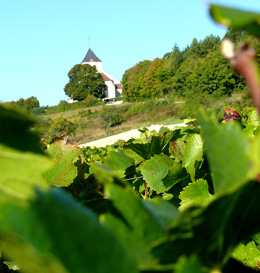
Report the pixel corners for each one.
[98,106,123,135]
[49,115,76,136]
[5,96,40,113]
[121,30,251,102]
[121,60,152,101]
[1,3,260,273]
[64,64,106,101]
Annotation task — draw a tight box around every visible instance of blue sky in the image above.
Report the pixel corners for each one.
[0,0,259,106]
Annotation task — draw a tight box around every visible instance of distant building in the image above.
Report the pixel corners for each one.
[82,48,122,99]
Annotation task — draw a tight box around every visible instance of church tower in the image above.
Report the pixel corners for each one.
[80,48,122,99]
[81,48,103,73]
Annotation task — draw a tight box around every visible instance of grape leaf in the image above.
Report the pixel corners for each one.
[0,104,43,154]
[44,142,82,187]
[232,241,260,270]
[182,134,203,182]
[0,144,51,200]
[198,110,250,195]
[151,181,260,269]
[169,140,185,162]
[210,4,260,38]
[124,129,183,160]
[179,179,215,211]
[0,189,138,273]
[162,161,189,190]
[174,256,205,273]
[99,168,178,269]
[140,154,173,192]
[105,150,135,177]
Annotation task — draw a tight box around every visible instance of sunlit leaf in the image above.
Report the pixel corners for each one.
[182,134,203,182]
[140,154,172,192]
[44,142,82,187]
[105,150,135,177]
[232,241,260,270]
[179,179,215,211]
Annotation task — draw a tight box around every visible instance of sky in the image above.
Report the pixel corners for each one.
[0,0,259,107]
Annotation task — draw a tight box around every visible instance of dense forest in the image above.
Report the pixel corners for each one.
[122,28,260,102]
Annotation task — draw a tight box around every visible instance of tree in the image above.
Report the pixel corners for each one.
[121,60,151,102]
[142,58,172,98]
[223,27,245,44]
[64,64,106,101]
[8,96,40,113]
[188,49,244,97]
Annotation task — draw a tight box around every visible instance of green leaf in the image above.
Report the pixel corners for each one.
[162,161,189,190]
[169,140,185,161]
[44,142,82,187]
[252,233,260,245]
[0,189,138,273]
[105,150,135,177]
[182,134,203,182]
[209,4,260,38]
[174,256,205,273]
[140,154,173,192]
[124,129,183,161]
[198,110,250,195]
[151,181,260,269]
[0,233,69,273]
[243,107,260,127]
[248,134,260,180]
[102,175,178,269]
[0,104,43,154]
[0,144,51,200]
[179,179,215,211]
[232,241,260,270]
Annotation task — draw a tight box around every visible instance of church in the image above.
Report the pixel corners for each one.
[81,48,122,99]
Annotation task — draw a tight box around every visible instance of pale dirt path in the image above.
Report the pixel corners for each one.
[79,123,186,148]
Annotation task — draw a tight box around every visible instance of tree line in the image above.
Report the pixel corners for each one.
[121,28,260,102]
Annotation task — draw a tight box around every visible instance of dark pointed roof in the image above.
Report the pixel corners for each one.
[81,48,102,63]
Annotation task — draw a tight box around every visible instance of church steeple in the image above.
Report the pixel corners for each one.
[81,48,102,63]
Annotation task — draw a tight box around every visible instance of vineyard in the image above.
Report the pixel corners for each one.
[1,4,260,273]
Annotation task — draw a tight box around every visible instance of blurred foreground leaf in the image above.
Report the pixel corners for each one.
[151,181,260,270]
[0,145,51,200]
[210,4,260,38]
[0,104,43,154]
[0,189,138,273]
[198,110,250,195]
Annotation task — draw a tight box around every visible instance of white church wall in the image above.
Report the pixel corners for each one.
[105,80,116,98]
[82,61,103,73]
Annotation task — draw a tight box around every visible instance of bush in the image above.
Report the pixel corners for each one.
[49,115,76,136]
[98,106,123,135]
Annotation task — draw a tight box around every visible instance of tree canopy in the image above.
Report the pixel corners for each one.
[64,64,106,101]
[7,96,40,113]
[121,32,253,102]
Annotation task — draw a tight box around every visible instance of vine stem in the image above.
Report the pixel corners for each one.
[145,182,148,200]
